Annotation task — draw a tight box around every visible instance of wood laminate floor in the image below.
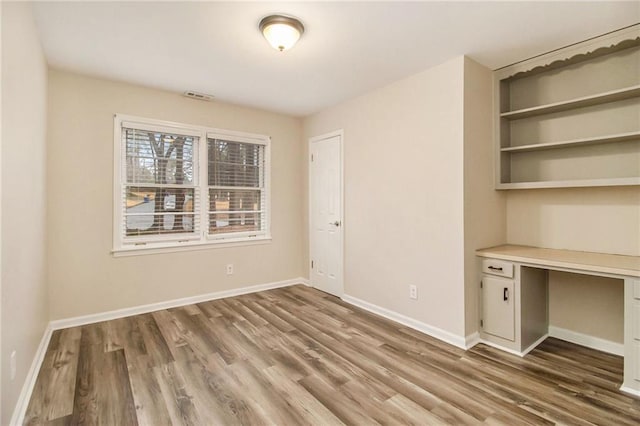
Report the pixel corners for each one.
[25,285,640,425]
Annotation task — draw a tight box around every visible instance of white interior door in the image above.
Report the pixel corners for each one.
[309,131,343,297]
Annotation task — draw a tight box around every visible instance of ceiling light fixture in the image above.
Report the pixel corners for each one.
[259,15,304,52]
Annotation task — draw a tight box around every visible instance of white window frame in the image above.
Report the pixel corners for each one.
[113,114,271,256]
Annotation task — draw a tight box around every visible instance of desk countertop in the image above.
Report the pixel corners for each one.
[476,244,640,278]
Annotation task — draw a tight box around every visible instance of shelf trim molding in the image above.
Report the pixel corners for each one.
[495,25,640,80]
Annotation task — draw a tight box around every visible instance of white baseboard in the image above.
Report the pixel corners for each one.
[477,329,617,358]
[521,334,549,356]
[620,385,640,398]
[10,323,54,426]
[341,294,467,349]
[50,277,306,330]
[465,332,480,349]
[478,339,529,357]
[548,326,624,356]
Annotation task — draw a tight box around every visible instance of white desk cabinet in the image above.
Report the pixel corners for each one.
[481,275,515,341]
[626,279,640,388]
[477,245,640,397]
[480,257,548,355]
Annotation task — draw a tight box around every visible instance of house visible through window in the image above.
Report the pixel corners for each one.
[113,115,271,254]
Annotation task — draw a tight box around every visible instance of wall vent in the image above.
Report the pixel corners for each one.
[183,91,215,102]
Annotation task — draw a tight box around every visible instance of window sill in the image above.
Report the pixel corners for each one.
[112,236,272,257]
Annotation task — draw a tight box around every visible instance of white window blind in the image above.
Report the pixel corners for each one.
[121,127,199,241]
[113,114,271,254]
[207,138,266,238]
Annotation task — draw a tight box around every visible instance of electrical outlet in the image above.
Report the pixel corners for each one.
[10,350,16,381]
[409,285,418,300]
[226,264,234,275]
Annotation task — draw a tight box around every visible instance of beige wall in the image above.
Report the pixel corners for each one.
[507,186,640,343]
[507,187,640,256]
[47,70,305,320]
[463,57,507,336]
[304,57,468,337]
[548,271,624,343]
[1,3,49,424]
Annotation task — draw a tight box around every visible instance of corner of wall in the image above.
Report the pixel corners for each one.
[1,2,51,423]
[462,56,507,337]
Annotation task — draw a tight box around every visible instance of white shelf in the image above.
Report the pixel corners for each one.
[501,131,640,153]
[494,28,640,189]
[500,85,640,120]
[497,177,640,190]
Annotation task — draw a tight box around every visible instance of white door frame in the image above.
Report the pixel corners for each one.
[308,129,344,296]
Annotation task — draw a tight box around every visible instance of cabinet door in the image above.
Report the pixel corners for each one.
[482,276,515,341]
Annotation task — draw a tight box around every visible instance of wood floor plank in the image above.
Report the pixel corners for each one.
[382,393,449,425]
[25,284,640,425]
[298,374,379,425]
[259,293,482,414]
[69,329,100,425]
[173,345,269,425]
[71,330,138,425]
[224,297,269,328]
[24,327,81,424]
[126,354,173,426]
[465,343,640,424]
[460,351,596,425]
[197,299,245,324]
[224,361,307,425]
[133,313,175,367]
[98,349,138,425]
[151,309,188,357]
[207,317,275,371]
[104,317,147,357]
[170,309,233,364]
[153,358,204,426]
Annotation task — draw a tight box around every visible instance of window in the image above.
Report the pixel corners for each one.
[113,115,270,254]
[208,137,267,238]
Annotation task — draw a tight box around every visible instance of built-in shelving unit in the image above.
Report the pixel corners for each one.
[494,25,640,189]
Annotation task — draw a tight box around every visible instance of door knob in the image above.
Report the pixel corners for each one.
[329,221,341,227]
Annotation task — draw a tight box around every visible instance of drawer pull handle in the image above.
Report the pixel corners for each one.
[503,287,509,301]
[488,266,503,271]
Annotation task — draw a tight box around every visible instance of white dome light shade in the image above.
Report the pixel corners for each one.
[259,15,304,52]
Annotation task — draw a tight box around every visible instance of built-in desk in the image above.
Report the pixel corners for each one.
[476,244,640,396]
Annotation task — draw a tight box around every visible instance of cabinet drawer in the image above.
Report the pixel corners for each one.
[482,259,514,278]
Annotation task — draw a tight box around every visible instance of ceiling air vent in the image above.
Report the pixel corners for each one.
[183,91,214,102]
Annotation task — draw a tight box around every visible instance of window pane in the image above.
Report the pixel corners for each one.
[209,213,262,234]
[208,139,262,187]
[125,128,195,184]
[209,188,262,234]
[125,186,195,236]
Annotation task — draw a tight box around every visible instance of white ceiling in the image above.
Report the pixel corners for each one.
[32,1,639,117]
